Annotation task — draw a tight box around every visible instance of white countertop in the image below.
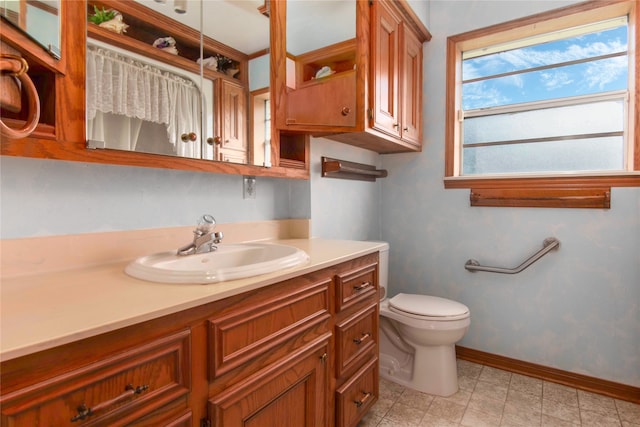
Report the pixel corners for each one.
[0,238,387,362]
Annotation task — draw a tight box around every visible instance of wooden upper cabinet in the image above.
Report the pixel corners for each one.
[1,1,310,179]
[371,1,423,148]
[274,0,431,154]
[371,1,402,140]
[216,80,248,164]
[399,20,424,148]
[0,1,85,148]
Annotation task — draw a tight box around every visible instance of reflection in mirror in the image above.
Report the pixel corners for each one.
[86,42,204,158]
[85,0,270,166]
[0,0,61,58]
[284,1,356,128]
[286,1,355,57]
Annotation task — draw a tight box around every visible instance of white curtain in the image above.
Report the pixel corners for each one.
[86,44,202,158]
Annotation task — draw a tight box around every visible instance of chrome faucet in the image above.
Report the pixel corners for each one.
[177,214,224,256]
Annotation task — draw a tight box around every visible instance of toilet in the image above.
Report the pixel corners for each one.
[378,244,471,396]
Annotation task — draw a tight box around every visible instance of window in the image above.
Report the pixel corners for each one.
[445,1,639,208]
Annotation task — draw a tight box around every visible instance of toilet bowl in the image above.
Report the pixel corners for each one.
[377,245,470,396]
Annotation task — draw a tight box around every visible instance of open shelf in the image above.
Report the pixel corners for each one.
[294,38,356,88]
[87,0,247,83]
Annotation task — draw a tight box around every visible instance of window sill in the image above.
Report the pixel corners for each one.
[444,174,640,208]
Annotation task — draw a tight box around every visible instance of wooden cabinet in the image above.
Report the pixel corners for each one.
[286,39,358,129]
[209,336,330,427]
[216,80,248,164]
[371,0,423,149]
[0,1,85,149]
[336,357,378,427]
[0,251,381,427]
[273,0,431,154]
[1,0,309,179]
[0,330,192,426]
[399,22,424,148]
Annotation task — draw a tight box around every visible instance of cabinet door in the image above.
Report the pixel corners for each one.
[371,0,401,139]
[217,79,247,163]
[400,24,423,148]
[209,335,330,427]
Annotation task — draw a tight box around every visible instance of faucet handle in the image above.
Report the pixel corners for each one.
[195,214,216,234]
[212,231,224,244]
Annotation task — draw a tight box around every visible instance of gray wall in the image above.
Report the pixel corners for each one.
[0,156,310,238]
[380,0,640,387]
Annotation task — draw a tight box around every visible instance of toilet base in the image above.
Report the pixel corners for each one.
[412,344,459,396]
[380,344,460,397]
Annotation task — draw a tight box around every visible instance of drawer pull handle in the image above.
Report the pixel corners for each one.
[320,352,328,363]
[353,332,371,345]
[354,391,372,408]
[353,281,372,291]
[70,384,150,422]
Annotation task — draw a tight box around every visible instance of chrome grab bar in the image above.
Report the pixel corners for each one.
[465,237,560,274]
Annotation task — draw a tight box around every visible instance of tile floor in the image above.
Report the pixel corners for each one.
[359,360,640,427]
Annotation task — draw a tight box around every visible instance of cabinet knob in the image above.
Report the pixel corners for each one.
[207,136,222,146]
[393,123,399,128]
[341,107,351,116]
[403,127,409,132]
[181,132,197,142]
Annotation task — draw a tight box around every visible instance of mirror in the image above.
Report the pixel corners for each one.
[286,1,354,58]
[1,0,61,58]
[85,0,270,167]
[282,0,357,129]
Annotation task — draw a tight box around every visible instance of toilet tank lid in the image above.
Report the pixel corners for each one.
[389,293,469,317]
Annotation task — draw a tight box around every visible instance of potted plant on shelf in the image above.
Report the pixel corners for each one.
[89,6,129,34]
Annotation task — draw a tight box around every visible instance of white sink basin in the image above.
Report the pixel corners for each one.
[125,243,309,284]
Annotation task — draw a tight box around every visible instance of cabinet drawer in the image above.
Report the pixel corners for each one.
[336,356,378,427]
[0,330,191,427]
[335,303,378,378]
[208,279,331,379]
[335,261,378,312]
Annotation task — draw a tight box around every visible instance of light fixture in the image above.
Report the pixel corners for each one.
[174,0,186,14]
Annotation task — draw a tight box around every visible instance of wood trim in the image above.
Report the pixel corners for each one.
[456,346,640,404]
[445,175,640,189]
[393,0,432,42]
[470,187,611,208]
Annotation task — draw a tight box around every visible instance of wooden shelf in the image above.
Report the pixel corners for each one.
[294,39,356,88]
[87,0,247,83]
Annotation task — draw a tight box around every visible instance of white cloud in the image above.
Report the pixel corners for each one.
[540,70,574,90]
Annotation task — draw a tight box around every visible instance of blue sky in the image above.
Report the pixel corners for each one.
[462,25,628,110]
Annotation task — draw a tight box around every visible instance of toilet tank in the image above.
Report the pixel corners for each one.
[376,242,389,300]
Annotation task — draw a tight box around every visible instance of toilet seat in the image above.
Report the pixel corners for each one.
[389,293,470,321]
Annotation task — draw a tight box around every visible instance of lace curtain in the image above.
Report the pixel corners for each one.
[86,44,202,157]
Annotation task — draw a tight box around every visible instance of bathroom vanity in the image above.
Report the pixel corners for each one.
[0,236,385,427]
